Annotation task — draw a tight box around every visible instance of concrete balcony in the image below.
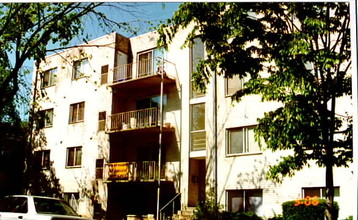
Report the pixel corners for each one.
[107,161,162,182]
[107,107,158,133]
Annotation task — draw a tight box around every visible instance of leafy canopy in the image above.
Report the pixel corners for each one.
[158,2,352,182]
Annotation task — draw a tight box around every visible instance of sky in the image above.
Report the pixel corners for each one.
[18,2,181,120]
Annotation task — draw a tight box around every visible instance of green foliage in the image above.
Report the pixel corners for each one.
[158,3,351,219]
[158,2,352,181]
[282,200,339,220]
[193,196,262,220]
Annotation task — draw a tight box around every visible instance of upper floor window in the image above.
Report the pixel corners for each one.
[35,150,50,170]
[227,189,263,214]
[39,108,54,128]
[96,159,104,179]
[69,102,84,124]
[138,51,153,77]
[225,75,244,96]
[190,103,206,151]
[101,65,108,85]
[227,126,259,155]
[98,111,106,131]
[66,146,82,168]
[190,38,205,99]
[136,95,168,109]
[72,58,89,80]
[41,68,57,88]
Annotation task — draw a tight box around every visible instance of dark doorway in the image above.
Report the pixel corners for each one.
[188,158,206,207]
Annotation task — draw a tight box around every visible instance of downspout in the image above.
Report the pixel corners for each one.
[156,57,164,220]
[212,70,218,209]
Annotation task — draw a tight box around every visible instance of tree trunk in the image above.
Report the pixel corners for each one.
[325,157,335,220]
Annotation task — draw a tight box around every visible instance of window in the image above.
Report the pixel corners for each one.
[69,102,85,123]
[41,68,57,88]
[302,187,340,198]
[136,95,167,109]
[40,108,54,128]
[227,189,263,214]
[138,51,153,77]
[101,65,108,85]
[0,197,28,213]
[191,103,206,151]
[190,38,205,98]
[72,58,89,79]
[226,75,243,96]
[96,159,104,179]
[98,111,106,131]
[227,126,259,155]
[35,150,50,170]
[66,147,82,167]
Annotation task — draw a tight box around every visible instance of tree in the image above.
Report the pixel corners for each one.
[0,2,135,197]
[158,3,352,220]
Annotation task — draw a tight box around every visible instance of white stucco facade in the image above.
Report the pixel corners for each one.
[33,30,354,220]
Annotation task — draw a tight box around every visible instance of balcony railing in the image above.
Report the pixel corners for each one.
[112,57,170,83]
[107,161,158,181]
[108,107,158,132]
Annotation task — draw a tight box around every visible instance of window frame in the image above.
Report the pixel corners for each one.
[226,125,260,156]
[226,189,263,214]
[66,146,82,168]
[100,65,108,85]
[95,159,104,179]
[190,38,205,99]
[98,111,106,131]
[40,108,54,128]
[35,150,51,170]
[41,68,57,88]
[137,50,154,77]
[72,58,89,80]
[190,102,206,151]
[225,75,244,97]
[302,186,340,198]
[69,102,85,124]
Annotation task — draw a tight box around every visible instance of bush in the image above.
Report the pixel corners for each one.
[282,198,339,220]
[193,200,263,220]
[268,215,284,220]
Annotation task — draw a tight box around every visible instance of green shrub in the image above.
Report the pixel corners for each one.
[268,215,284,220]
[282,199,339,220]
[193,200,263,220]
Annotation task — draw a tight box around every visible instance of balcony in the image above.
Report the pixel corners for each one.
[107,161,162,182]
[109,57,176,90]
[107,107,158,133]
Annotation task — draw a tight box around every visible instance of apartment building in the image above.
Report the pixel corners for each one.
[32,30,354,219]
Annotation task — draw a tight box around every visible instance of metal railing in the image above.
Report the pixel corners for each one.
[107,161,158,181]
[159,193,181,220]
[108,107,158,132]
[112,57,168,83]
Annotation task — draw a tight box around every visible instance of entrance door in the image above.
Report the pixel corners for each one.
[188,158,206,207]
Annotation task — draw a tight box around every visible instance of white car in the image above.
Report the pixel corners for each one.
[0,195,90,220]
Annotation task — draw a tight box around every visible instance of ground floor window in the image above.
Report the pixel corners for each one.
[226,189,263,214]
[302,186,340,198]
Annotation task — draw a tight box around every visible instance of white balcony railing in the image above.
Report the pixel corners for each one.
[108,107,158,132]
[112,57,168,83]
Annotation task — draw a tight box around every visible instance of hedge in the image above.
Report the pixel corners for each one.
[282,198,339,220]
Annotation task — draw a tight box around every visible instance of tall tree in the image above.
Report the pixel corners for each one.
[0,2,131,196]
[158,3,352,220]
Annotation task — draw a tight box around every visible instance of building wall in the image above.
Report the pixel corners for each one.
[34,29,354,219]
[34,33,120,217]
